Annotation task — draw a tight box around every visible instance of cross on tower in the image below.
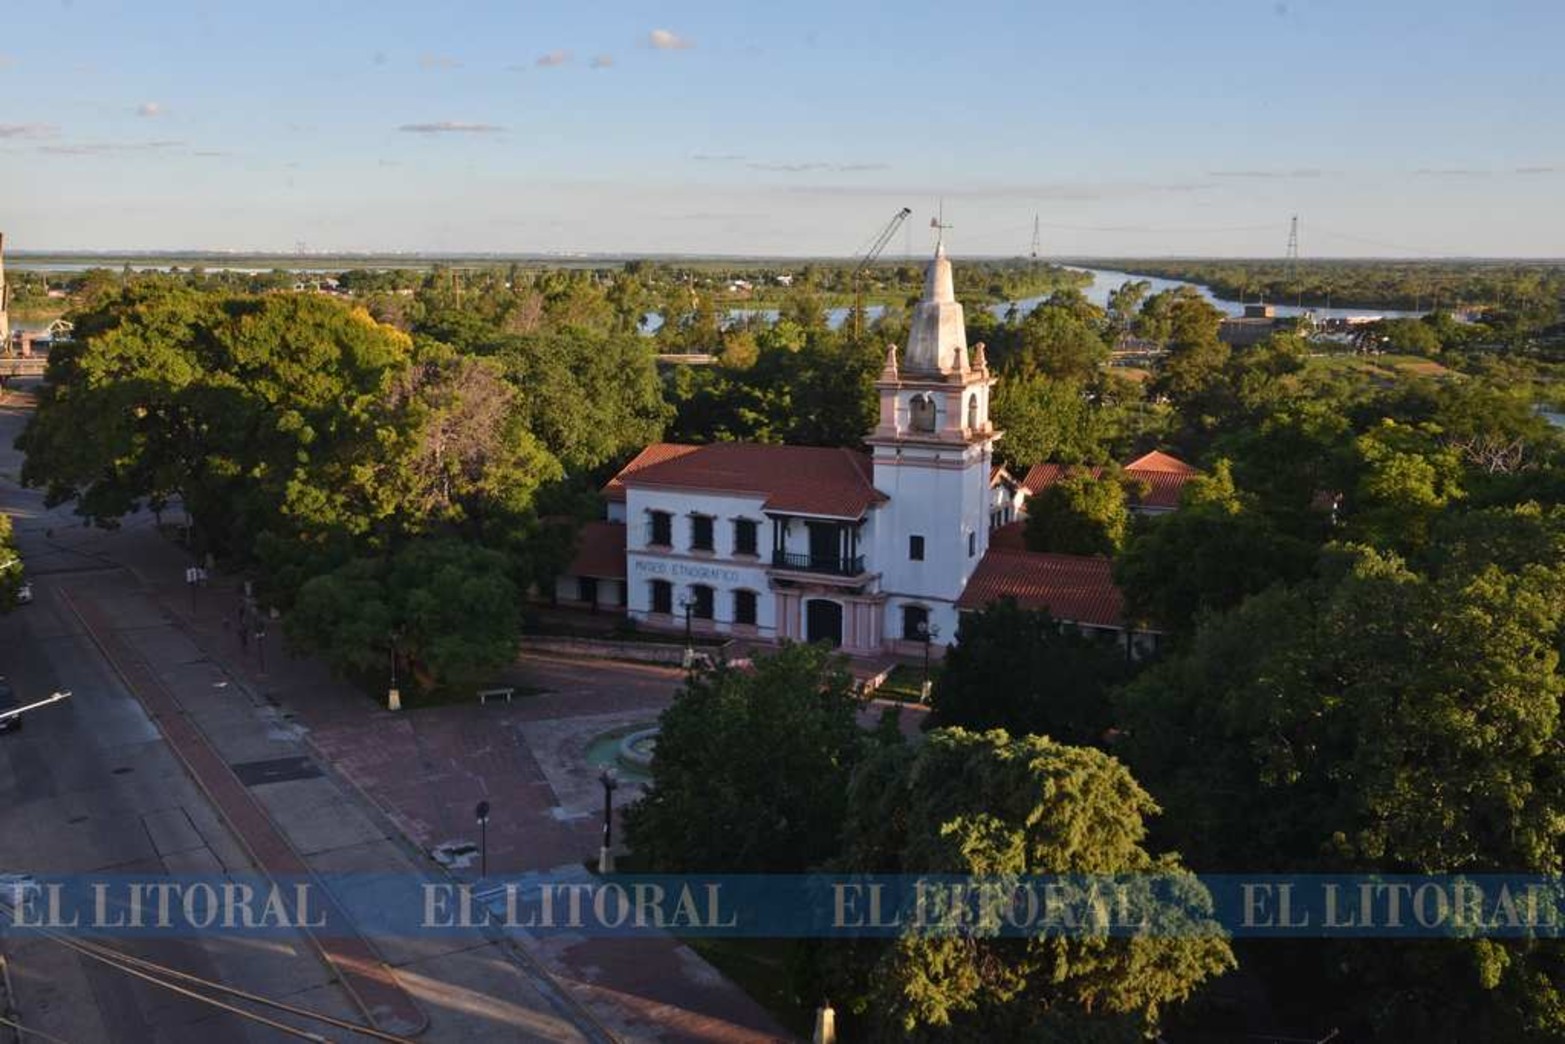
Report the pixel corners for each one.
[930,205,953,251]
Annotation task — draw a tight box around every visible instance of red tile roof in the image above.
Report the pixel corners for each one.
[1124,450,1199,475]
[957,548,1137,630]
[567,521,627,579]
[989,520,1028,550]
[1125,470,1193,511]
[605,442,887,519]
[1019,451,1199,511]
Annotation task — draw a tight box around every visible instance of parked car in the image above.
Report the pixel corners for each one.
[0,684,20,733]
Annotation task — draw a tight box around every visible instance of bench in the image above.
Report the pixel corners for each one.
[477,687,515,705]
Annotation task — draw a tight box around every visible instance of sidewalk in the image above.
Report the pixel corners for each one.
[54,555,605,1043]
[111,526,794,1042]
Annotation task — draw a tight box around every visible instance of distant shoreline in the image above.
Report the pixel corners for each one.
[10,251,1565,272]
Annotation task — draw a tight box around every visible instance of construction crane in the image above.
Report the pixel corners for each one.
[851,207,912,341]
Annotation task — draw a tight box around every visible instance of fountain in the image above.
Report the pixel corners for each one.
[584,721,658,784]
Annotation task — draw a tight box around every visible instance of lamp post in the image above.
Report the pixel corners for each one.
[598,769,618,874]
[474,800,490,879]
[254,622,267,675]
[678,594,695,669]
[387,629,402,712]
[916,620,940,702]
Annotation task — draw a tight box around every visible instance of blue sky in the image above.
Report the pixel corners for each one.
[2,0,1562,256]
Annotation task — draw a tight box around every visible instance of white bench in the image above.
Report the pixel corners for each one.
[477,687,515,704]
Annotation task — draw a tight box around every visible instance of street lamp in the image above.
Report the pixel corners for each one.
[254,622,267,674]
[678,594,695,668]
[474,800,491,879]
[598,769,619,874]
[387,628,403,712]
[916,620,940,702]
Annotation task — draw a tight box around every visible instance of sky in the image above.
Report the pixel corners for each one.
[1,0,1562,258]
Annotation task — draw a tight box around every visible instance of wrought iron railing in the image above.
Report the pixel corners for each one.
[770,550,865,576]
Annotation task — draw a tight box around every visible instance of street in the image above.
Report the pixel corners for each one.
[0,378,792,1043]
[0,381,604,1043]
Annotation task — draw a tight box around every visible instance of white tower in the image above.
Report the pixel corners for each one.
[866,242,999,645]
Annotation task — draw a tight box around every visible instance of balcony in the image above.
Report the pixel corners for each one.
[770,550,865,577]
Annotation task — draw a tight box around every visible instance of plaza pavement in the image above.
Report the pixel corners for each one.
[87,523,796,1043]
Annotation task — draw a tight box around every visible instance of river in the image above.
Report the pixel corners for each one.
[639,266,1421,333]
[6,264,1417,338]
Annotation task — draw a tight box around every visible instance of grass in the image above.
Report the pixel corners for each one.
[1308,352,1456,383]
[875,664,936,704]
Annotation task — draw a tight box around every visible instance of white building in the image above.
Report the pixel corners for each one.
[557,245,1137,656]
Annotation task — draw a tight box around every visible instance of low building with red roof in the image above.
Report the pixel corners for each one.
[1018,448,1200,515]
[553,245,1159,659]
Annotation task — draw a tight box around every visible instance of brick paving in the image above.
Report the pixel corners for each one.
[109,529,794,1042]
[60,587,430,1039]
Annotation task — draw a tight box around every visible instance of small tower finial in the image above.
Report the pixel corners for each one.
[881,343,899,381]
[929,202,952,256]
[973,341,988,373]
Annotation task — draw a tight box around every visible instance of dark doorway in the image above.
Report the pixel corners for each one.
[807,522,840,571]
[805,599,843,646]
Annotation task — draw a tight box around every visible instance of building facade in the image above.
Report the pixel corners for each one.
[556,244,1151,656]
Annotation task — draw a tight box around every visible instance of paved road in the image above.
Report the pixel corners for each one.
[0,382,605,1043]
[0,385,369,1041]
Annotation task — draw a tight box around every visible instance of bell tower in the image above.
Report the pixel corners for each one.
[866,242,999,644]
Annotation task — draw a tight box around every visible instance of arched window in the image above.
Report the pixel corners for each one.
[690,584,715,620]
[909,393,936,432]
[966,394,979,431]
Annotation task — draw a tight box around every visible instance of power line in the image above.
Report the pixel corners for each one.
[0,898,414,1044]
[0,1012,75,1044]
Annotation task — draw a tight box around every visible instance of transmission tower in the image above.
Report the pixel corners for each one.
[1030,214,1042,265]
[1285,215,1301,307]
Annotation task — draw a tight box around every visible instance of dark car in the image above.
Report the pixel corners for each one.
[0,684,21,733]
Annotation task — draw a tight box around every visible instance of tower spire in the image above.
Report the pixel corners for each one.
[903,233,967,374]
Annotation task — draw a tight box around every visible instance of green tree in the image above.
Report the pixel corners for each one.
[1116,547,1565,1039]
[624,644,869,872]
[929,599,1132,745]
[1346,419,1465,554]
[1115,460,1317,630]
[0,514,21,612]
[1011,301,1110,383]
[830,729,1234,1040]
[990,375,1114,469]
[286,537,522,690]
[1023,468,1131,555]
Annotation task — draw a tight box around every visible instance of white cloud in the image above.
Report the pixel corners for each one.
[0,123,59,139]
[589,54,614,69]
[137,102,162,118]
[536,49,571,67]
[38,139,184,155]
[418,54,462,70]
[397,121,504,134]
[1208,168,1324,179]
[746,160,889,173]
[649,28,692,50]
